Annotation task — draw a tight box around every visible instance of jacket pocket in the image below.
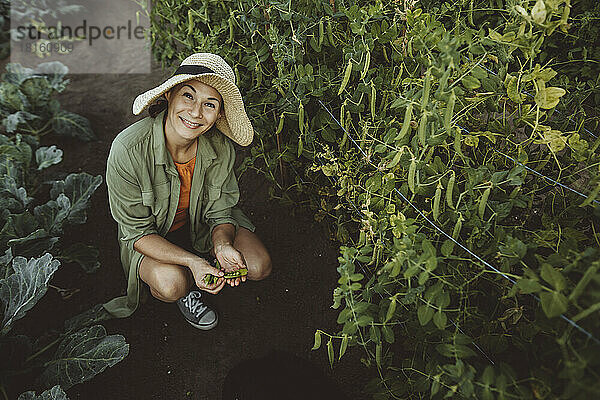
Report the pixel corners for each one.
[206,185,222,202]
[141,181,171,207]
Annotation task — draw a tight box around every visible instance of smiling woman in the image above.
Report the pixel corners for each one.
[103,53,272,330]
[163,81,223,150]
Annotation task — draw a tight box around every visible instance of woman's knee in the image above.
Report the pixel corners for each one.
[248,250,272,281]
[152,276,190,302]
[141,260,192,302]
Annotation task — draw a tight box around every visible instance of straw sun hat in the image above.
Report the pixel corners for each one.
[132,53,254,146]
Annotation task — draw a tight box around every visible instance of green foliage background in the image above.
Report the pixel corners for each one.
[150,0,600,398]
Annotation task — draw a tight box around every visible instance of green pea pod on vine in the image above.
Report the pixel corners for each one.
[318,19,324,49]
[338,58,353,95]
[421,68,431,110]
[454,128,464,158]
[340,111,350,148]
[276,113,285,135]
[339,334,348,360]
[385,298,397,323]
[187,9,193,35]
[228,16,234,43]
[433,182,442,221]
[479,186,491,220]
[418,111,428,146]
[468,0,474,26]
[444,89,456,134]
[298,102,304,135]
[370,82,376,120]
[361,50,370,80]
[408,158,417,194]
[394,64,404,89]
[326,18,334,46]
[446,171,455,209]
[437,67,451,95]
[395,103,413,141]
[452,214,463,240]
[507,75,523,104]
[387,147,404,169]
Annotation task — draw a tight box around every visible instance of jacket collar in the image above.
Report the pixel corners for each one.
[152,110,217,166]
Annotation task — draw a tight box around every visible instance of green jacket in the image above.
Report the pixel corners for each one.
[103,110,255,318]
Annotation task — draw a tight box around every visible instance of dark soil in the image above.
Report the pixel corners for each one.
[5,61,374,399]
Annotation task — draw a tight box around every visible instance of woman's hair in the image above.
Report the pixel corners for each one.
[148,97,168,118]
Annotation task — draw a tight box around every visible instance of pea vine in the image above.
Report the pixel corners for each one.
[150,0,600,398]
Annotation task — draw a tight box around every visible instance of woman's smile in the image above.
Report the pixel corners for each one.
[179,116,203,129]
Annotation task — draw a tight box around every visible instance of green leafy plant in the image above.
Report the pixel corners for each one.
[0,0,9,60]
[0,132,125,399]
[151,0,600,398]
[0,62,94,141]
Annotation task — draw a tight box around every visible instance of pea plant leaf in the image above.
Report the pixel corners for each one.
[535,87,566,109]
[51,110,95,142]
[540,291,568,318]
[461,75,481,90]
[531,0,547,25]
[0,253,60,334]
[49,173,103,225]
[540,264,567,292]
[18,385,69,400]
[36,145,63,170]
[38,325,129,390]
[515,278,542,294]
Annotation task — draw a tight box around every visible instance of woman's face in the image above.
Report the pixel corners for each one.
[164,80,223,143]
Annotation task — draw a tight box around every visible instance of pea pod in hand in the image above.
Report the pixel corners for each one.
[203,267,248,286]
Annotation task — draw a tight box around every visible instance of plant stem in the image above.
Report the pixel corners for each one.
[25,337,61,364]
[573,302,600,322]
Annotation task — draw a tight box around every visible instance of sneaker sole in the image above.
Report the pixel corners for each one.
[184,313,219,330]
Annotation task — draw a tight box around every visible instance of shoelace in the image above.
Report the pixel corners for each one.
[182,292,208,318]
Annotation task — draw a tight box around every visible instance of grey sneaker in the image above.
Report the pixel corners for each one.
[176,290,218,330]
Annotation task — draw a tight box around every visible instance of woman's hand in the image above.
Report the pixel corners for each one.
[214,242,247,287]
[188,257,226,294]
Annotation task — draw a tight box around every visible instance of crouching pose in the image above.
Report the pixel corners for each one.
[103,53,272,330]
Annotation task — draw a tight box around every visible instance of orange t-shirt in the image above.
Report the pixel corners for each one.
[169,156,196,232]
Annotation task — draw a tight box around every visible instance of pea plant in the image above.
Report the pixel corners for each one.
[152,0,600,398]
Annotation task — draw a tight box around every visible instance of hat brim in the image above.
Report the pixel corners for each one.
[132,73,253,146]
